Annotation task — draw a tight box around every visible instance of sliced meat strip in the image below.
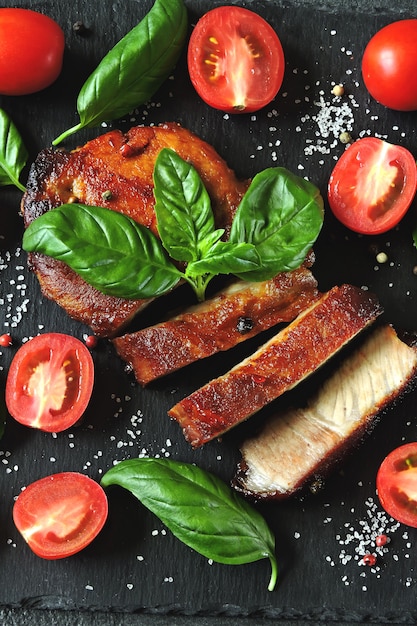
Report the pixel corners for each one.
[168,284,383,448]
[233,325,417,499]
[113,264,320,386]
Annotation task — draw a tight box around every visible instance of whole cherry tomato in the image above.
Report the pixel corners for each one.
[187,6,285,114]
[0,8,65,96]
[362,19,417,111]
[328,137,417,235]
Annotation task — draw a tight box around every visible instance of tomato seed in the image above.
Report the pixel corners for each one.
[362,553,377,566]
[375,534,389,547]
[85,335,98,349]
[0,333,12,347]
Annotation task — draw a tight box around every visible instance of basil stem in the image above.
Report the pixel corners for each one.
[101,458,278,591]
[53,0,188,145]
[229,167,324,281]
[0,108,28,192]
[22,203,182,299]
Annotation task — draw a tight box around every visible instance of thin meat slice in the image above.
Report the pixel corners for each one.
[233,325,417,499]
[113,264,320,386]
[168,284,383,447]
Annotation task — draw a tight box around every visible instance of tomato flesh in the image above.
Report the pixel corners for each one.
[328,137,417,234]
[5,333,94,432]
[187,6,285,113]
[13,472,108,559]
[362,20,417,111]
[377,444,417,528]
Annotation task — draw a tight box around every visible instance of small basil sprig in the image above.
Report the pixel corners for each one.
[154,148,260,300]
[0,108,28,192]
[23,150,324,302]
[53,0,188,145]
[101,458,278,591]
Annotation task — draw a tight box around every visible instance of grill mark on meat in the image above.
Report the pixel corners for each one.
[168,285,383,448]
[113,264,320,386]
[233,325,417,499]
[21,123,249,337]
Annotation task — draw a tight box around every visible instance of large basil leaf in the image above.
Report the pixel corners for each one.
[22,204,182,299]
[154,148,216,263]
[101,458,278,591]
[229,167,324,281]
[53,0,188,145]
[0,108,28,192]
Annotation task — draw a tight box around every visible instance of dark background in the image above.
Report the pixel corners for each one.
[1,0,417,624]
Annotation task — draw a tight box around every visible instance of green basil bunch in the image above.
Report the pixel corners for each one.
[101,458,278,591]
[22,149,324,302]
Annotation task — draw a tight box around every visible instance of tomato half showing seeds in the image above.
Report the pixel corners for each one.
[362,19,417,111]
[328,137,417,235]
[376,443,417,528]
[187,6,285,113]
[13,472,108,559]
[0,8,64,96]
[5,333,94,433]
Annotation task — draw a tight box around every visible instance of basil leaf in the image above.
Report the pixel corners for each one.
[154,148,215,263]
[101,458,278,591]
[22,204,182,299]
[185,241,260,278]
[0,108,28,192]
[53,0,188,145]
[229,167,324,281]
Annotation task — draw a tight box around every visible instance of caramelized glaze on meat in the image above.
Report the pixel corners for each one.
[113,264,320,385]
[168,285,383,448]
[234,325,417,499]
[21,123,249,336]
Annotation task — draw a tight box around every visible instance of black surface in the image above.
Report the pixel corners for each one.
[1,0,417,625]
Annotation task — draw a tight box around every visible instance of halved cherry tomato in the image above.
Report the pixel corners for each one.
[376,443,417,528]
[362,20,417,111]
[5,333,94,433]
[328,137,417,234]
[0,8,65,96]
[13,472,108,559]
[187,6,285,113]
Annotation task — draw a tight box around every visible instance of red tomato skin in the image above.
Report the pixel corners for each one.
[5,333,94,433]
[187,6,285,114]
[328,137,417,235]
[362,19,417,111]
[0,9,64,96]
[13,472,108,559]
[377,443,417,528]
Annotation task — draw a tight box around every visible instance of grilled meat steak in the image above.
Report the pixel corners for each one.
[168,285,383,448]
[21,123,249,336]
[233,325,417,499]
[113,263,320,386]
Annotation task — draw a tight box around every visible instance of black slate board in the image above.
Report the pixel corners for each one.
[1,0,417,624]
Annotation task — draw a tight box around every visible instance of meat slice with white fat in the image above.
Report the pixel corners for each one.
[168,284,383,448]
[233,325,417,499]
[113,264,320,386]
